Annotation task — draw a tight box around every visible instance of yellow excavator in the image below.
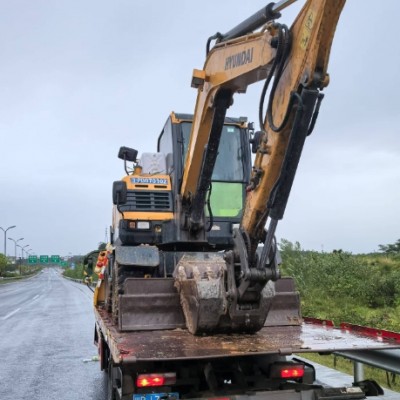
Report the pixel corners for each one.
[94,0,346,335]
[87,2,400,399]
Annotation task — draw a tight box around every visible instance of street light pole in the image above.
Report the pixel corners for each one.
[9,237,24,264]
[0,225,16,257]
[17,244,29,275]
[22,245,29,262]
[17,244,23,275]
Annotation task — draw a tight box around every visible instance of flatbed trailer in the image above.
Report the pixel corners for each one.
[94,307,400,400]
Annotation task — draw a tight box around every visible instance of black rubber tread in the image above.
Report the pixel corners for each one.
[105,280,112,313]
[107,358,117,400]
[111,260,156,325]
[111,260,124,325]
[104,274,112,313]
[104,255,114,313]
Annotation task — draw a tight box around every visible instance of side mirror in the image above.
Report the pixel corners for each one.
[118,146,138,162]
[112,181,127,205]
[249,131,263,154]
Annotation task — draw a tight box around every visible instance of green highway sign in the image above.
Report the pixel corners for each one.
[50,255,60,263]
[60,261,67,267]
[28,255,38,264]
[39,255,49,263]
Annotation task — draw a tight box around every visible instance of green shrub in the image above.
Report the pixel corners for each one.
[279,239,400,330]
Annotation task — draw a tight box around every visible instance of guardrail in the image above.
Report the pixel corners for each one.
[62,275,97,287]
[303,319,400,389]
[334,349,400,388]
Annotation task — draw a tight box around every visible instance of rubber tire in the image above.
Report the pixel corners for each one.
[111,259,149,325]
[107,359,117,400]
[104,255,114,313]
[99,334,109,372]
[111,260,125,325]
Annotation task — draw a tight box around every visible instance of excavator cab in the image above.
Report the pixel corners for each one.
[157,112,252,249]
[181,119,247,218]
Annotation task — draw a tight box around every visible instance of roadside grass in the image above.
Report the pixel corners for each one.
[63,263,98,282]
[358,255,400,269]
[0,267,42,284]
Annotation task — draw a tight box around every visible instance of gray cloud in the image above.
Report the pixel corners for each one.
[1,0,399,256]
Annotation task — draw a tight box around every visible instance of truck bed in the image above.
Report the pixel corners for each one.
[95,308,400,364]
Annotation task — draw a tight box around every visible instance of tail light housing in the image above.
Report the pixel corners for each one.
[128,221,151,230]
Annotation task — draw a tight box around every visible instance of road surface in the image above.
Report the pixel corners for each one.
[0,268,106,400]
[1,269,398,399]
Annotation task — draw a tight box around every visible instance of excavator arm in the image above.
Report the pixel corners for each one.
[181,0,345,236]
[180,3,281,233]
[176,0,346,334]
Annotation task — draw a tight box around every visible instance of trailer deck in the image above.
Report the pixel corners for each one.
[95,308,400,364]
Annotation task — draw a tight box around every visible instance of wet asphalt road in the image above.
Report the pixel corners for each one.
[0,268,107,400]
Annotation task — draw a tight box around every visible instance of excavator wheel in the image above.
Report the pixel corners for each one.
[111,259,136,325]
[111,259,125,325]
[111,256,158,325]
[107,357,118,400]
[105,282,112,313]
[104,254,114,313]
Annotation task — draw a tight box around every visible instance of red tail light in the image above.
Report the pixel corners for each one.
[207,398,231,400]
[280,367,304,379]
[136,372,176,387]
[270,363,305,379]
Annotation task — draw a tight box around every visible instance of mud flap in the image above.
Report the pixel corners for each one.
[119,278,186,331]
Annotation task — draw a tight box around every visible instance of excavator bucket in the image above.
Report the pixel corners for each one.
[173,253,302,334]
[174,252,229,334]
[119,278,186,331]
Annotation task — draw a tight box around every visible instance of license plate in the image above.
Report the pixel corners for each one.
[133,393,179,400]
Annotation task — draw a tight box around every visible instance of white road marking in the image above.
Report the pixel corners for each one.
[33,295,40,300]
[1,308,21,320]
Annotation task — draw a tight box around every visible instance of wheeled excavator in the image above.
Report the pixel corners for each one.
[89,0,346,335]
[88,2,400,399]
[99,0,346,335]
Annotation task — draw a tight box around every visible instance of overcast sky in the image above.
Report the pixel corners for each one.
[0,0,399,257]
